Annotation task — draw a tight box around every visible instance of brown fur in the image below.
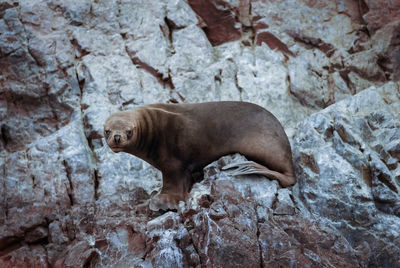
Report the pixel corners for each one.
[104,101,296,210]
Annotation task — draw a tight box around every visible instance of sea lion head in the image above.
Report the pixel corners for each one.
[104,112,137,153]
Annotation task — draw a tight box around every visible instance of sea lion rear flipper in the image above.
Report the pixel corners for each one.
[222,161,263,175]
[222,161,295,187]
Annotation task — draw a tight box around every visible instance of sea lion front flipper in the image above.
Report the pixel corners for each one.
[149,193,181,211]
[149,170,190,212]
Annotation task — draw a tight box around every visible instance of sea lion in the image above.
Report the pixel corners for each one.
[104,101,296,211]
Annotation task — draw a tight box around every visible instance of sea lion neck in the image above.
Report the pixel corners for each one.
[130,108,160,166]
[129,112,141,150]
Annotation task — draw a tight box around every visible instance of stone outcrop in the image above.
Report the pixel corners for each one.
[293,84,400,267]
[1,0,399,267]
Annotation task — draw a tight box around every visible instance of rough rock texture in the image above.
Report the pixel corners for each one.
[293,84,400,267]
[0,0,399,267]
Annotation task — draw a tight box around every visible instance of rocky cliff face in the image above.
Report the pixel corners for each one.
[1,0,399,267]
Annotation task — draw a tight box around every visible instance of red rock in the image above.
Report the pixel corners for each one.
[363,0,400,34]
[256,31,295,57]
[259,216,359,267]
[62,241,98,268]
[188,0,242,46]
[334,0,369,24]
[24,226,48,243]
[0,245,49,268]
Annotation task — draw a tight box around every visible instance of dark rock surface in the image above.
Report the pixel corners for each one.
[1,0,399,267]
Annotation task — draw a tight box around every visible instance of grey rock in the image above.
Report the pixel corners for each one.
[293,84,400,266]
[49,221,69,245]
[166,0,198,28]
[274,188,296,215]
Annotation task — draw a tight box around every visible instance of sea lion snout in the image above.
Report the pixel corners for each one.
[114,134,121,143]
[104,112,138,153]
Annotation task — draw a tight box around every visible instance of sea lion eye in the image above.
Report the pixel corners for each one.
[126,130,132,137]
[105,130,111,137]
